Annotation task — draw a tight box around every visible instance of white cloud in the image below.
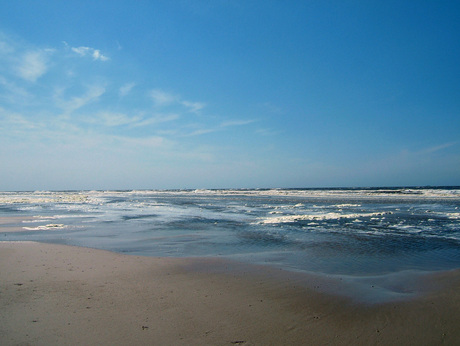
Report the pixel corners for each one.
[0,34,49,82]
[71,47,87,55]
[0,76,31,104]
[181,118,255,137]
[56,85,106,114]
[119,82,136,97]
[133,113,180,127]
[81,110,180,129]
[177,117,256,138]
[184,128,216,136]
[92,49,108,61]
[16,51,48,82]
[71,46,109,61]
[181,100,206,113]
[150,89,177,106]
[92,111,142,127]
[0,107,37,130]
[150,89,205,113]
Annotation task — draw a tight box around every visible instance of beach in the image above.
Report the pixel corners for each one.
[1,240,460,345]
[1,0,459,342]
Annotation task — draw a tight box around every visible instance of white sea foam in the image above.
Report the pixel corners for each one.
[444,212,460,219]
[22,224,67,231]
[334,204,362,207]
[258,212,392,224]
[0,193,92,205]
[1,188,459,206]
[158,188,460,199]
[22,217,56,223]
[24,214,95,222]
[193,189,214,194]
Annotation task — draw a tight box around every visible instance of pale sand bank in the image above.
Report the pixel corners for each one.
[1,241,459,345]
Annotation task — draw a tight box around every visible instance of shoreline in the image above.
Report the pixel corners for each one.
[1,241,460,345]
[0,216,35,233]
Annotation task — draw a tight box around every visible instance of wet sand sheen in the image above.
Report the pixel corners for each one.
[1,241,460,345]
[0,216,35,232]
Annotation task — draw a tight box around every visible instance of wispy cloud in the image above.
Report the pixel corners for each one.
[119,82,136,97]
[181,100,206,113]
[150,88,206,113]
[182,118,256,137]
[71,46,109,61]
[16,50,48,82]
[0,76,31,104]
[91,111,142,127]
[183,128,217,137]
[0,107,38,130]
[56,85,106,114]
[421,142,457,154]
[133,113,180,127]
[150,89,177,106]
[82,110,181,128]
[0,33,52,83]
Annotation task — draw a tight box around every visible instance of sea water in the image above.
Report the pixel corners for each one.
[1,188,459,280]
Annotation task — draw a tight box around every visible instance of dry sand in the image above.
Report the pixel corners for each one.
[1,241,460,345]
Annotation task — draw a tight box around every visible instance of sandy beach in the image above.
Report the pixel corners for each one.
[1,241,459,345]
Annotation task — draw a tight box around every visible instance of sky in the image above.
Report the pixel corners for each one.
[0,0,459,190]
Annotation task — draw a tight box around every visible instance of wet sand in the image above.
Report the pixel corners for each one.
[1,241,460,345]
[0,216,35,233]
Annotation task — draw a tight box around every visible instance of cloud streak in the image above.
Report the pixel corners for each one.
[181,100,206,113]
[119,82,136,97]
[81,111,180,128]
[150,89,177,106]
[71,46,109,61]
[150,89,206,114]
[0,76,31,104]
[16,50,48,82]
[422,142,457,154]
[182,118,256,137]
[55,85,106,115]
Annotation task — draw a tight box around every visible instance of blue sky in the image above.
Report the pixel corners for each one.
[0,1,459,190]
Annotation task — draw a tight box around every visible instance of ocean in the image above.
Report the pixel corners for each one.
[1,187,459,279]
